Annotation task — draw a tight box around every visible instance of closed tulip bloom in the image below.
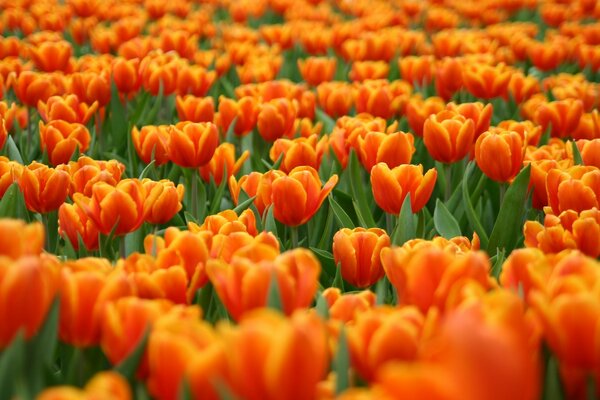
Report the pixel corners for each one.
[142,179,184,225]
[176,65,216,97]
[462,62,511,99]
[298,57,337,86]
[67,156,125,197]
[140,59,179,96]
[371,163,437,215]
[322,287,376,323]
[317,82,354,118]
[39,120,91,166]
[546,166,600,214]
[132,125,170,166]
[14,71,59,107]
[355,131,415,172]
[112,57,141,97]
[475,130,524,182]
[349,61,390,82]
[435,57,464,101]
[37,94,98,124]
[535,99,584,139]
[0,219,44,259]
[38,372,132,400]
[405,96,446,137]
[446,102,493,139]
[217,96,258,137]
[269,135,329,173]
[573,111,600,141]
[58,203,100,251]
[167,121,219,168]
[0,255,59,348]
[423,111,475,164]
[69,71,111,107]
[508,72,541,105]
[229,170,286,217]
[28,40,73,72]
[175,95,214,123]
[271,166,338,226]
[74,179,146,236]
[19,162,70,214]
[199,143,249,186]
[257,98,298,142]
[399,56,434,87]
[576,139,600,169]
[190,209,258,237]
[333,227,391,288]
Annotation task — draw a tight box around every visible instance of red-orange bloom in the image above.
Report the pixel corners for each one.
[38,94,98,125]
[112,57,141,97]
[14,71,60,107]
[333,227,391,288]
[66,156,125,198]
[399,56,434,87]
[546,166,600,214]
[142,179,185,225]
[19,162,70,214]
[462,62,511,100]
[317,82,354,118]
[39,120,91,166]
[349,61,390,82]
[535,99,584,139]
[322,287,376,323]
[577,139,600,169]
[271,166,338,226]
[199,143,249,186]
[28,40,73,72]
[176,65,216,97]
[132,125,170,166]
[434,57,463,100]
[257,98,298,142]
[269,134,329,173]
[58,203,100,251]
[405,96,446,137]
[175,95,214,123]
[229,170,286,217]
[371,163,437,214]
[217,96,259,137]
[423,111,475,164]
[167,121,219,168]
[446,102,493,139]
[298,57,337,86]
[354,131,415,172]
[475,130,524,183]
[0,219,44,259]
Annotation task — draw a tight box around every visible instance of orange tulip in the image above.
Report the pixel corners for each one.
[0,255,59,348]
[14,71,59,107]
[271,166,338,226]
[229,170,286,217]
[298,57,337,86]
[462,62,511,100]
[446,102,493,139]
[38,372,132,400]
[322,287,376,323]
[269,134,329,174]
[219,309,329,400]
[573,110,600,140]
[257,98,298,142]
[207,248,320,321]
[527,41,567,71]
[167,121,219,168]
[423,110,475,164]
[37,94,98,124]
[28,40,73,72]
[434,57,463,101]
[190,209,258,237]
[132,125,170,166]
[140,58,179,96]
[497,120,542,147]
[354,131,415,172]
[19,162,70,214]
[199,143,249,186]
[142,179,184,225]
[69,71,111,107]
[66,156,125,198]
[58,203,100,251]
[0,219,44,259]
[74,179,146,236]
[175,95,214,123]
[39,120,91,166]
[217,96,258,136]
[347,307,424,381]
[333,227,391,288]
[316,82,354,118]
[349,61,390,82]
[354,80,410,120]
[405,96,446,137]
[176,65,217,97]
[546,166,600,214]
[371,163,437,215]
[535,99,584,139]
[507,72,541,105]
[399,55,434,87]
[577,139,600,168]
[475,130,524,182]
[112,57,141,97]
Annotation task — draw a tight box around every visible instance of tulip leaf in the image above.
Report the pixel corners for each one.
[332,262,345,291]
[572,141,583,165]
[310,247,336,285]
[233,195,256,214]
[0,183,20,219]
[266,272,283,312]
[5,136,23,164]
[109,80,129,152]
[348,151,377,228]
[209,168,228,216]
[271,153,284,170]
[487,165,531,254]
[114,326,150,380]
[392,195,415,245]
[0,331,25,400]
[315,292,330,319]
[315,107,336,134]
[433,199,462,239]
[30,297,60,367]
[178,379,193,400]
[462,163,490,249]
[263,205,278,235]
[138,160,156,180]
[334,328,351,394]
[542,354,564,400]
[136,382,152,400]
[316,205,334,250]
[490,248,506,279]
[329,197,355,229]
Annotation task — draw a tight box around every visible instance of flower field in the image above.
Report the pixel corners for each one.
[0,0,600,398]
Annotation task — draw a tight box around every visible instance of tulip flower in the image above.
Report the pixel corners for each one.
[37,94,98,124]
[349,61,390,82]
[199,143,249,186]
[257,98,298,142]
[271,166,338,227]
[70,71,111,107]
[39,120,91,166]
[399,55,434,87]
[475,130,524,183]
[175,95,214,123]
[546,166,600,214]
[14,71,59,107]
[434,57,464,101]
[462,62,511,100]
[0,255,59,348]
[176,65,217,97]
[142,179,185,225]
[131,125,170,166]
[66,156,125,197]
[576,139,600,169]
[167,121,219,168]
[58,203,100,251]
[405,96,446,137]
[355,131,415,172]
[269,135,329,174]
[28,40,73,72]
[446,102,493,139]
[423,111,475,164]
[37,372,132,400]
[316,82,354,118]
[370,163,437,215]
[217,96,258,137]
[19,162,70,214]
[0,219,44,259]
[322,287,376,323]
[112,57,141,97]
[333,227,391,288]
[190,209,258,236]
[298,57,337,86]
[535,99,584,139]
[229,170,286,217]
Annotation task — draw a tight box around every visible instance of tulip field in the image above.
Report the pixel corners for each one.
[1,0,600,398]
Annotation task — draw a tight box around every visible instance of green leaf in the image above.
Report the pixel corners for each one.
[0,331,25,400]
[138,160,156,180]
[209,167,228,215]
[263,205,278,234]
[392,195,415,245]
[332,262,345,291]
[316,205,334,250]
[329,196,355,229]
[543,354,564,400]
[310,247,336,286]
[490,248,506,279]
[233,195,256,214]
[315,292,330,319]
[433,199,462,238]
[315,107,336,134]
[30,297,60,366]
[5,136,23,164]
[109,80,129,152]
[572,141,583,165]
[462,163,490,249]
[178,379,193,400]
[266,272,283,312]
[487,165,531,253]
[114,326,150,379]
[348,152,377,227]
[334,328,351,394]
[0,183,21,218]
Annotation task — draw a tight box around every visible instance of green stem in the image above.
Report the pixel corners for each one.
[41,212,50,251]
[191,170,198,221]
[499,182,508,207]
[290,225,299,248]
[416,210,425,238]
[444,163,452,202]
[119,236,126,259]
[385,213,394,235]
